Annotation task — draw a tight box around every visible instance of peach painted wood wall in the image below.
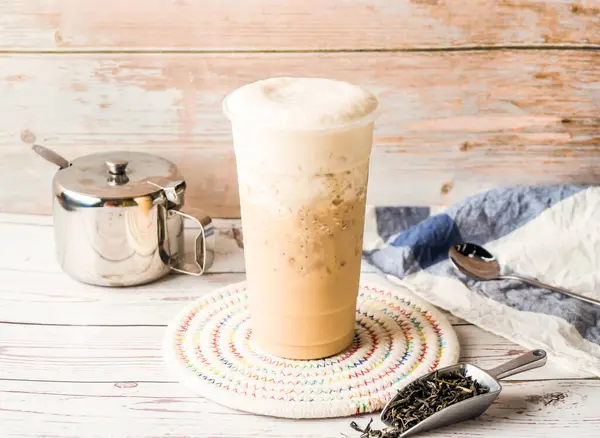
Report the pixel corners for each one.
[1,0,598,218]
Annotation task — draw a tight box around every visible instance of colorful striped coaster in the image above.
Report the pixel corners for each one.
[162,280,459,418]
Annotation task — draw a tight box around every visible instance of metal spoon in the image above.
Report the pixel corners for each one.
[449,243,600,306]
[32,144,71,169]
[380,349,548,437]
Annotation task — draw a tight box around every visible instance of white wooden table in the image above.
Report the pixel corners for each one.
[1,213,598,437]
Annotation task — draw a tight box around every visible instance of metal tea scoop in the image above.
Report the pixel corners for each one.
[449,243,600,306]
[379,349,547,437]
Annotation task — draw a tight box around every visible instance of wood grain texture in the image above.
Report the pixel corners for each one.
[2,51,599,217]
[0,214,459,326]
[4,269,473,325]
[1,0,599,50]
[0,217,248,275]
[0,214,373,275]
[1,214,598,436]
[1,379,598,437]
[2,1,599,434]
[0,322,591,382]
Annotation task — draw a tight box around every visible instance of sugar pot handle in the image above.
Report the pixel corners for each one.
[168,207,215,276]
[148,179,215,276]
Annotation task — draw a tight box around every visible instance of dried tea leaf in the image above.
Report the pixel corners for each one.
[349,370,489,437]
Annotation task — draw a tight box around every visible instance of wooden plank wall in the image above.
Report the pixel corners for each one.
[1,0,598,217]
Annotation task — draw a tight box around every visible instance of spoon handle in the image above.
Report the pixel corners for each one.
[501,274,600,306]
[486,349,547,380]
[32,144,71,169]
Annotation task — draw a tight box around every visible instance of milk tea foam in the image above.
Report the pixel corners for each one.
[224,77,378,359]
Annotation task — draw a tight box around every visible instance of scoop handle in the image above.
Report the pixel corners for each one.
[486,349,547,380]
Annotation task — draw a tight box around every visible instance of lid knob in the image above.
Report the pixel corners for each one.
[106,159,129,175]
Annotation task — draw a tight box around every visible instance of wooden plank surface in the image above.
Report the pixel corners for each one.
[1,0,599,50]
[0,214,591,382]
[2,1,599,435]
[0,322,591,382]
[1,379,598,438]
[0,218,248,275]
[0,214,372,275]
[0,214,458,325]
[2,51,599,217]
[0,214,598,437]
[10,269,485,325]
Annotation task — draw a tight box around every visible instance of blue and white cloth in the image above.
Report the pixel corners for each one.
[363,186,600,376]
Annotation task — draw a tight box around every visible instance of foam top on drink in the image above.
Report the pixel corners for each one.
[223,77,378,130]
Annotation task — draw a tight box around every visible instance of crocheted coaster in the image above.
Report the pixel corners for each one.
[163,280,459,419]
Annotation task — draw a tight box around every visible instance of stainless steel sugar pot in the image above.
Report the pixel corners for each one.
[33,145,214,287]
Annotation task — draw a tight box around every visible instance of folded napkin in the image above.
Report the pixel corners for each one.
[363,185,600,376]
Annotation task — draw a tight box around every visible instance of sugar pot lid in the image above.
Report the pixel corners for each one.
[53,150,184,202]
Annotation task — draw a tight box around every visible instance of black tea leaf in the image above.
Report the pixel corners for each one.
[349,370,490,437]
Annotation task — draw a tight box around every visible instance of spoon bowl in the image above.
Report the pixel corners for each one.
[448,243,501,280]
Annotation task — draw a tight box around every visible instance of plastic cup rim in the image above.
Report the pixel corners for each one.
[221,90,380,133]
